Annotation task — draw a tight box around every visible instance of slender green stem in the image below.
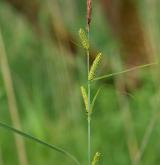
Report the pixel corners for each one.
[87,50,91,165]
[88,115,91,165]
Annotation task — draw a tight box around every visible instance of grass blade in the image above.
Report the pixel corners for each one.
[91,88,101,114]
[92,62,157,81]
[0,121,80,165]
[0,29,29,165]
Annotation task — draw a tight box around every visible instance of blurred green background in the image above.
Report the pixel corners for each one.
[0,0,160,164]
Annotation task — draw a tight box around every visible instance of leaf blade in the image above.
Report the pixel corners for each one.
[90,88,101,114]
[92,62,157,81]
[0,121,80,165]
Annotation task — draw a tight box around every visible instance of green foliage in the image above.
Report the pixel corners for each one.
[0,121,80,165]
[0,0,160,165]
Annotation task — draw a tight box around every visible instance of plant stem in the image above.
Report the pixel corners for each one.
[87,0,91,162]
[0,30,29,165]
[87,40,91,165]
[87,115,91,165]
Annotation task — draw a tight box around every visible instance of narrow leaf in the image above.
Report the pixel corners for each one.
[0,121,80,165]
[92,62,157,81]
[91,88,101,114]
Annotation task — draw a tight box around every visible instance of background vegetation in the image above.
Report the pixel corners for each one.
[0,0,160,164]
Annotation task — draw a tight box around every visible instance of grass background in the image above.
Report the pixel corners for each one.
[0,0,160,164]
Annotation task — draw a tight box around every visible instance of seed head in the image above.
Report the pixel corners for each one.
[80,86,88,112]
[92,152,101,165]
[79,28,89,50]
[88,53,102,80]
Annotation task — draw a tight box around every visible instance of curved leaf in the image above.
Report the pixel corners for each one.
[0,121,80,165]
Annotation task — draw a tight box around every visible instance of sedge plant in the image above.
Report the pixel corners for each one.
[79,0,157,165]
[0,0,158,165]
[79,0,102,164]
[79,28,102,164]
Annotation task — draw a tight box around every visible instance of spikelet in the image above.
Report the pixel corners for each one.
[80,86,88,112]
[92,152,101,165]
[87,0,92,29]
[79,28,89,50]
[88,53,102,80]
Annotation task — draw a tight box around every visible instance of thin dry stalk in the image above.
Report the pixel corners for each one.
[133,113,157,165]
[112,56,139,163]
[116,88,139,163]
[133,0,159,164]
[0,30,29,165]
[87,0,92,32]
